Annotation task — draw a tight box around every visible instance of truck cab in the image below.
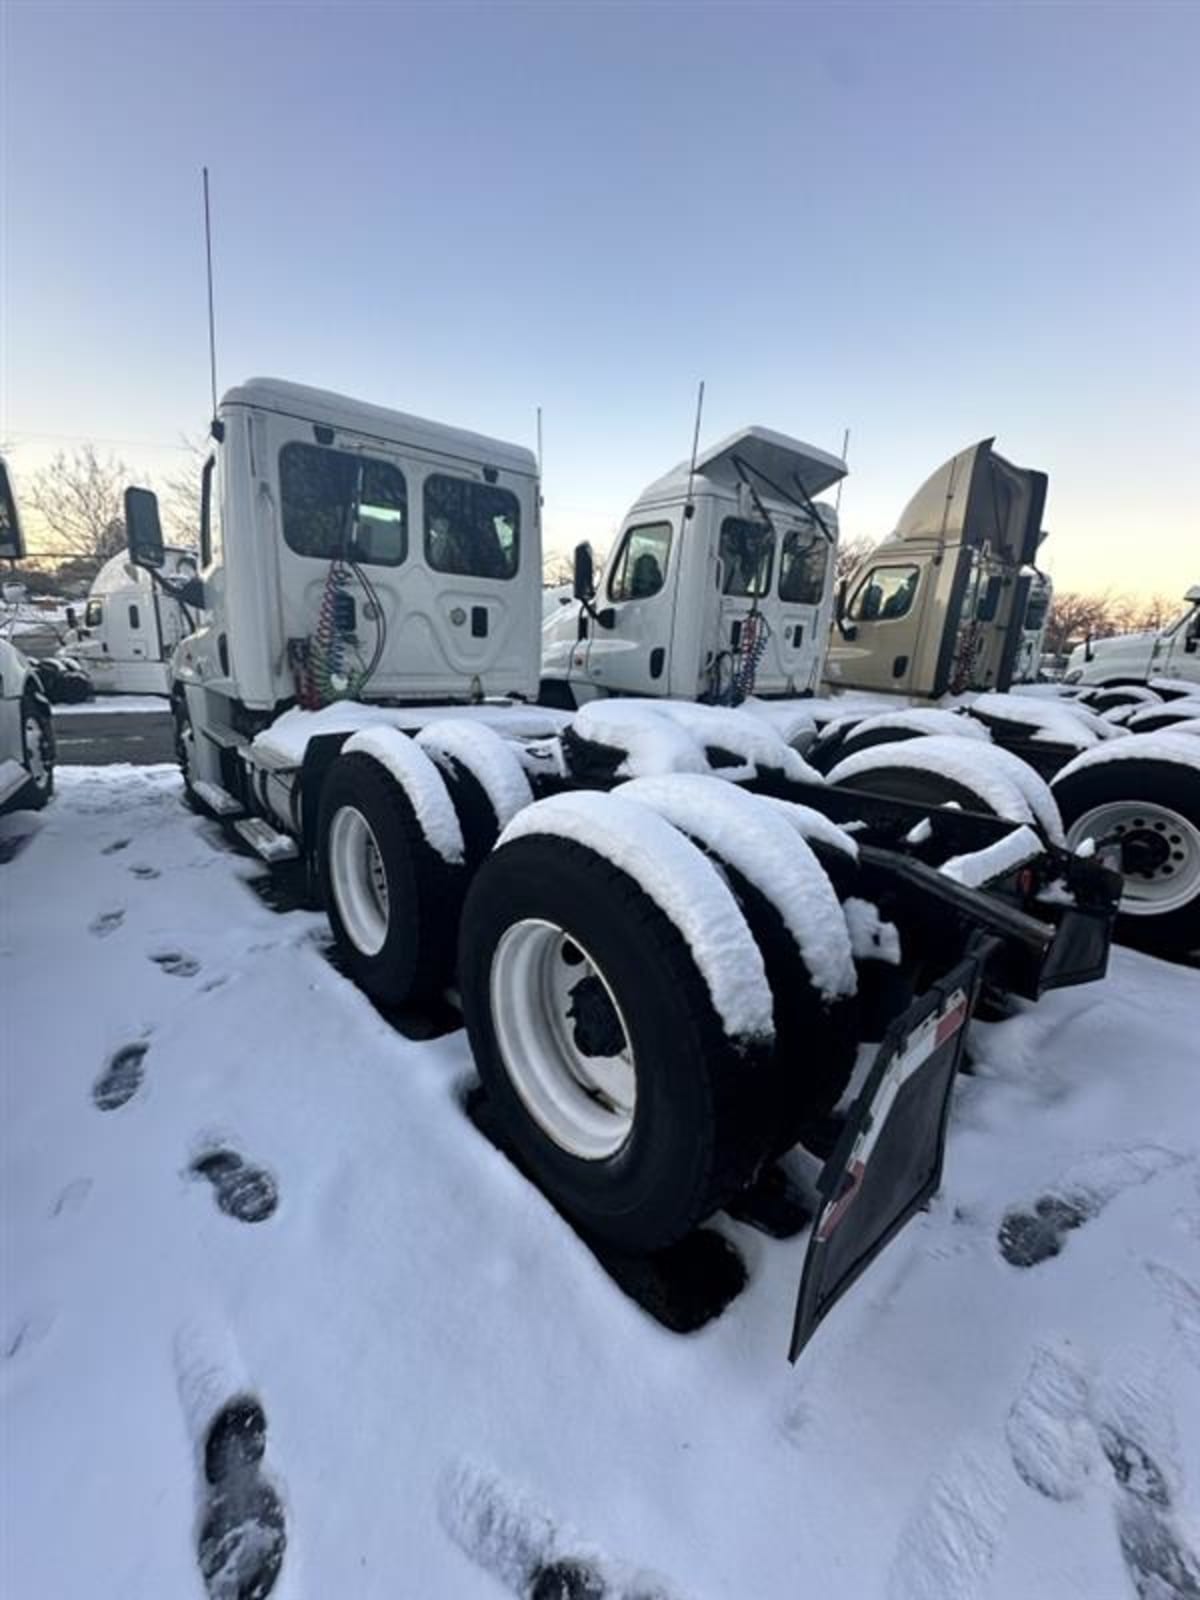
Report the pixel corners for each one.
[541,426,846,705]
[825,439,1047,698]
[69,546,198,695]
[1064,584,1200,689]
[124,379,542,801]
[0,458,55,814]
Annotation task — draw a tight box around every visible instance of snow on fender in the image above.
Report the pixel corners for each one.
[618,774,857,1000]
[497,790,775,1045]
[343,725,465,863]
[414,719,533,831]
[827,735,1036,829]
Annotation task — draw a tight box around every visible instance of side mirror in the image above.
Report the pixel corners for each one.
[65,606,77,629]
[834,579,857,641]
[573,541,595,603]
[595,607,616,631]
[125,486,165,570]
[1084,632,1094,663]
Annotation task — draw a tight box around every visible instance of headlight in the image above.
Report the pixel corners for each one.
[1064,668,1082,683]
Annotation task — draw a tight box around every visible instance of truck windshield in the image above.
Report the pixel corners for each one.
[778,526,829,605]
[719,517,773,597]
[423,474,519,579]
[280,443,407,566]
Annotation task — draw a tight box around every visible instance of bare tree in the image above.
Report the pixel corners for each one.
[542,549,575,587]
[161,437,207,548]
[835,534,877,584]
[26,444,129,567]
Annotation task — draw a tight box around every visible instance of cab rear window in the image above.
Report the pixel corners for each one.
[423,474,519,579]
[279,443,407,566]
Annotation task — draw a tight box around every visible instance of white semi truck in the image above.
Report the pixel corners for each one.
[67,546,199,695]
[0,460,55,815]
[1064,584,1200,694]
[541,437,1200,954]
[125,378,1127,1358]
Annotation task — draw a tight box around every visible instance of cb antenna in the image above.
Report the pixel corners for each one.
[202,167,221,431]
[683,379,705,520]
[536,405,544,503]
[835,427,850,512]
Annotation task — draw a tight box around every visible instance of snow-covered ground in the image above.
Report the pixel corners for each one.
[3,767,1200,1599]
[51,694,170,716]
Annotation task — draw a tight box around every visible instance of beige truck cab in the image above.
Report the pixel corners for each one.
[825,439,1047,698]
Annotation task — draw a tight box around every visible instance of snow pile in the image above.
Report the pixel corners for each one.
[1150,675,1200,697]
[619,775,857,1000]
[569,698,823,783]
[344,726,465,863]
[968,693,1123,749]
[841,898,902,964]
[252,701,568,769]
[4,765,1200,1600]
[740,698,819,748]
[939,826,1044,888]
[826,735,1038,829]
[1053,729,1200,784]
[51,694,170,716]
[499,790,775,1042]
[415,720,533,831]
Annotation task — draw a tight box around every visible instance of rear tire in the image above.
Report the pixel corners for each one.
[318,751,463,1007]
[18,694,54,811]
[458,834,772,1251]
[831,761,1002,818]
[1052,758,1200,954]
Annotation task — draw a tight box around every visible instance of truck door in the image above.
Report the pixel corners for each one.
[575,515,680,696]
[772,520,834,693]
[828,558,928,695]
[715,514,774,694]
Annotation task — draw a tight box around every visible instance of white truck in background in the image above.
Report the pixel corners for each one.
[1064,584,1200,693]
[0,459,55,815]
[122,376,1123,1360]
[68,546,200,695]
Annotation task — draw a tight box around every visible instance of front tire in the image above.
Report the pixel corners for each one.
[459,835,772,1251]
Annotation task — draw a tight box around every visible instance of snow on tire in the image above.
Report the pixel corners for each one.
[318,745,464,1007]
[415,721,533,866]
[1052,734,1200,954]
[458,796,776,1250]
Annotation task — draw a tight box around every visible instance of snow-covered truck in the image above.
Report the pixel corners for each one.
[123,378,1123,1357]
[67,545,200,695]
[543,436,1200,955]
[0,458,55,815]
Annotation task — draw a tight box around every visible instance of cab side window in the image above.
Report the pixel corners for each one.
[848,564,919,622]
[608,521,672,601]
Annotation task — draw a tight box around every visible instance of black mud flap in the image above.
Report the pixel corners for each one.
[789,936,997,1361]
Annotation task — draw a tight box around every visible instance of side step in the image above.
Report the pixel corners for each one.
[192,779,243,817]
[233,816,299,863]
[0,759,30,807]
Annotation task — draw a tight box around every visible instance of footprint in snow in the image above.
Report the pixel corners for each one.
[1005,1345,1094,1501]
[1101,1414,1199,1598]
[191,1150,279,1223]
[51,1177,93,1219]
[151,950,200,978]
[129,863,160,880]
[886,1452,1008,1600]
[1145,1261,1200,1371]
[93,1041,150,1111]
[438,1460,676,1600]
[101,838,131,855]
[89,908,126,938]
[997,1145,1189,1268]
[197,1397,286,1600]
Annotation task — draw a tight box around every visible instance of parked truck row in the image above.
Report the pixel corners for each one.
[108,376,1200,1358]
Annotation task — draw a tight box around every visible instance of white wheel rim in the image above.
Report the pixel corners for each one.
[1066,800,1200,916]
[24,714,48,791]
[490,918,636,1160]
[328,805,390,956]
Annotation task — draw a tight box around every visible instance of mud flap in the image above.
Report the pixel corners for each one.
[789,935,998,1361]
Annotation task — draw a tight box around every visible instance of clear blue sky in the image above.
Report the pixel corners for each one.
[2,0,1197,596]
